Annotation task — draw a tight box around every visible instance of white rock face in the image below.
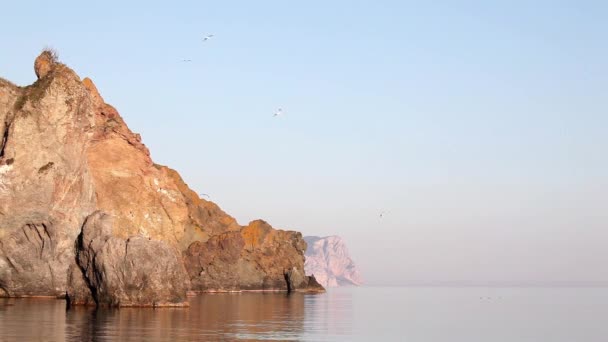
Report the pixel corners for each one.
[304,236,362,287]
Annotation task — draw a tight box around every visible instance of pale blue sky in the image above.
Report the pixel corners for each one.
[2,1,607,285]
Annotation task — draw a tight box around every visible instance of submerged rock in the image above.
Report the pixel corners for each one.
[0,50,324,303]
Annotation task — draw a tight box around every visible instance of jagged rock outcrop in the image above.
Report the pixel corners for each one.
[183,231,244,291]
[0,50,324,304]
[285,266,325,293]
[34,49,57,79]
[68,211,189,307]
[184,220,324,292]
[304,236,362,287]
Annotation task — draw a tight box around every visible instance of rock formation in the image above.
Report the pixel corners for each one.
[0,50,324,306]
[34,49,57,79]
[71,211,190,307]
[304,236,362,287]
[184,220,324,292]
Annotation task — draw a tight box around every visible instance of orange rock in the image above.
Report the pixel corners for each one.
[34,50,56,79]
[241,220,272,250]
[82,77,104,105]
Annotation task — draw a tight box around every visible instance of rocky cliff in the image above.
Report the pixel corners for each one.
[0,50,323,306]
[304,236,362,287]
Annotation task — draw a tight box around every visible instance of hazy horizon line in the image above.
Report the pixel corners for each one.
[361,281,608,288]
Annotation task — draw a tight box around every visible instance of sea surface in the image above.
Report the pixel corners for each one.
[1,287,608,341]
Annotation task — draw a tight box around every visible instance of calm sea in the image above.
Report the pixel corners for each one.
[1,287,607,341]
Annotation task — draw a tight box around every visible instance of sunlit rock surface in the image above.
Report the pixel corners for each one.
[0,51,324,305]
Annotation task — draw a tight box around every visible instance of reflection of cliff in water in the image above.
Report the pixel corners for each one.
[0,298,68,341]
[189,293,307,340]
[64,293,309,341]
[2,292,358,341]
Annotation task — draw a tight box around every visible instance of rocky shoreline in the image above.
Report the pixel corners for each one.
[0,51,324,307]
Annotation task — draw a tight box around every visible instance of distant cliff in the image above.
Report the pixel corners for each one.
[0,50,323,307]
[304,236,362,287]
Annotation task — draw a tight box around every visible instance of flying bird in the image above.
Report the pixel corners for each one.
[273,108,283,117]
[199,193,210,199]
[203,34,215,42]
[181,59,193,62]
[379,211,388,218]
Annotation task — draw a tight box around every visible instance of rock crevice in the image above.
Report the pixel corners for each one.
[68,211,190,307]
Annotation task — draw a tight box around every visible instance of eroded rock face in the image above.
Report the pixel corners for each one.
[239,220,305,290]
[0,50,324,301]
[66,263,94,306]
[183,231,244,291]
[0,59,96,297]
[184,220,324,293]
[69,212,189,307]
[304,236,362,287]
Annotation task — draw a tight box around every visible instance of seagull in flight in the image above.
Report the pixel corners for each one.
[273,108,283,117]
[199,193,210,199]
[181,59,193,62]
[379,211,388,218]
[203,34,215,42]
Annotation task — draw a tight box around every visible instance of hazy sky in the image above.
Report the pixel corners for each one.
[1,1,607,285]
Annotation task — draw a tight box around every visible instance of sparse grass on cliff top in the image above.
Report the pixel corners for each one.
[13,75,54,112]
[12,48,62,112]
[41,47,59,63]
